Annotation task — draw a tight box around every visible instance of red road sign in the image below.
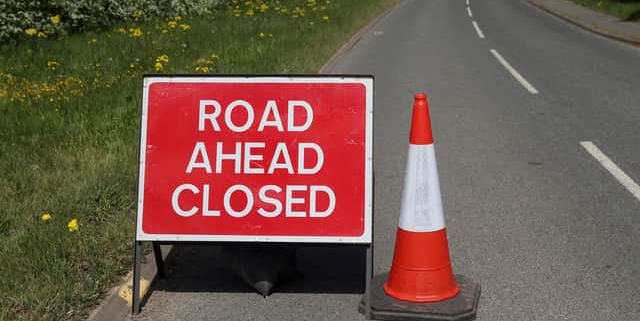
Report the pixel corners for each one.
[136,76,373,243]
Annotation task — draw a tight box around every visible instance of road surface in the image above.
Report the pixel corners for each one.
[136,0,640,319]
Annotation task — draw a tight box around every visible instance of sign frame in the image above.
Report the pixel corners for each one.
[135,74,374,244]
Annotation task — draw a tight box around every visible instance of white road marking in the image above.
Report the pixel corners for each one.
[467,7,473,17]
[489,49,539,94]
[466,0,470,5]
[472,21,485,39]
[580,141,640,202]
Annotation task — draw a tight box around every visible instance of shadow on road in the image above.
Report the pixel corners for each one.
[150,245,367,295]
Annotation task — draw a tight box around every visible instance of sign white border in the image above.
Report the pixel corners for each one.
[136,76,373,244]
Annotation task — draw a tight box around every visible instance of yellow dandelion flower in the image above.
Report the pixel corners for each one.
[47,61,59,69]
[25,28,37,36]
[179,24,190,31]
[161,29,168,34]
[68,219,78,232]
[259,32,264,38]
[117,27,126,34]
[89,38,97,44]
[211,54,220,59]
[129,64,135,69]
[154,62,164,72]
[196,66,210,72]
[168,21,177,29]
[323,15,329,22]
[133,11,142,21]
[130,28,143,37]
[175,16,182,21]
[156,54,169,63]
[37,31,47,38]
[41,214,52,221]
[51,15,61,24]
[246,9,254,16]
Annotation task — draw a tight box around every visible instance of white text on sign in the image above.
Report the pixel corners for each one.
[171,99,335,218]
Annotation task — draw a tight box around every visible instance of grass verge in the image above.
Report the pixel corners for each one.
[567,0,640,20]
[0,0,400,320]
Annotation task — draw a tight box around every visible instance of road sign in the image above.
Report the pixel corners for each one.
[136,75,373,243]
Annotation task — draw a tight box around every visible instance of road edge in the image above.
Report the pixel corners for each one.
[319,1,403,73]
[86,245,171,321]
[523,0,640,46]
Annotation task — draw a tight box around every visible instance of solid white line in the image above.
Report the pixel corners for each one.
[472,21,485,39]
[489,49,539,94]
[580,141,640,202]
[467,7,473,17]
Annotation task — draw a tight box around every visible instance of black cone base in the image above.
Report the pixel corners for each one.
[359,273,480,321]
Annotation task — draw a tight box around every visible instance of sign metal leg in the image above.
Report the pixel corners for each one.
[152,242,165,279]
[365,244,373,320]
[132,241,142,315]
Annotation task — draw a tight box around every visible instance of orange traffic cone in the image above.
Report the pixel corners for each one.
[359,93,479,321]
[383,93,460,302]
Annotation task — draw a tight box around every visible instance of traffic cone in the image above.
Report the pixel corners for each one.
[359,93,480,321]
[383,93,460,302]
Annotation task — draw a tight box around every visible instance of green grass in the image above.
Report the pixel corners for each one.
[0,0,400,320]
[567,0,640,20]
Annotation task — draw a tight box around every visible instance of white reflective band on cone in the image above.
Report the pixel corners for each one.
[398,144,445,232]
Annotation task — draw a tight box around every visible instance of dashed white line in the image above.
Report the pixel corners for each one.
[472,21,485,39]
[467,7,473,17]
[580,141,640,202]
[489,49,539,94]
[466,0,470,5]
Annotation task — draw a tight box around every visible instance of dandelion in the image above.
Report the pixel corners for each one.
[161,29,168,34]
[156,54,169,63]
[41,214,52,221]
[117,27,126,34]
[89,38,97,44]
[68,219,78,232]
[260,4,269,12]
[211,54,220,59]
[37,31,47,38]
[130,28,143,37]
[179,24,190,31]
[133,11,142,21]
[323,15,329,22]
[259,32,265,38]
[175,16,182,21]
[195,66,210,72]
[168,21,177,29]
[51,15,61,24]
[154,62,164,72]
[246,9,254,16]
[47,61,59,69]
[25,28,37,36]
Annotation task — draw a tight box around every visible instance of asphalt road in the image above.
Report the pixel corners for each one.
[136,0,640,319]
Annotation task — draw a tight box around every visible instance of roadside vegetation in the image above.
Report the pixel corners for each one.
[568,0,640,20]
[0,0,400,320]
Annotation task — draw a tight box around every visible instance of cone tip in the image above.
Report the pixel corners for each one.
[409,93,433,145]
